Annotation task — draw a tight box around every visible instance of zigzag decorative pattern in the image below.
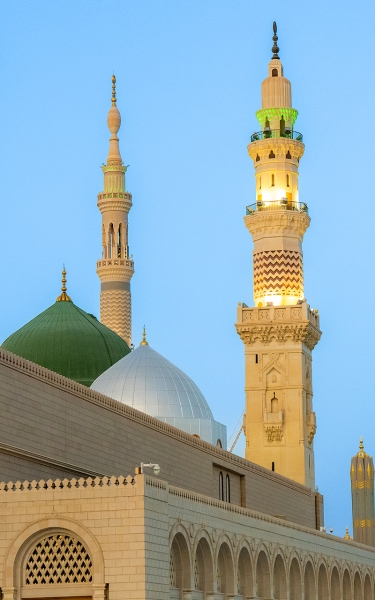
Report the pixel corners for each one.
[100,290,131,346]
[253,250,303,300]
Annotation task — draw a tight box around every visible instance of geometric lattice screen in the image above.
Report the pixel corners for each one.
[25,534,92,585]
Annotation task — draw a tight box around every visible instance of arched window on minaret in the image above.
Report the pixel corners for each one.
[117,224,122,258]
[102,224,106,258]
[108,223,114,258]
[286,174,290,187]
[272,68,278,77]
[280,115,285,136]
[271,394,278,413]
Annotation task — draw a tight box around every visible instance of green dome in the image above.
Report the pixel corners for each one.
[1,300,130,386]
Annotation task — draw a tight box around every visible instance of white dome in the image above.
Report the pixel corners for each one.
[91,343,214,420]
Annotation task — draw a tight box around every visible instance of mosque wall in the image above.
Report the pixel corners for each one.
[0,349,318,528]
[0,474,374,600]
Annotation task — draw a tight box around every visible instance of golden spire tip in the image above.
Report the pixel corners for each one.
[140,325,148,346]
[360,436,364,452]
[111,74,117,106]
[56,266,72,302]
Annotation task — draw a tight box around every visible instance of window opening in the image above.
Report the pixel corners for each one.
[271,174,275,186]
[272,462,275,472]
[117,224,122,258]
[271,393,278,414]
[255,354,258,364]
[280,116,285,135]
[286,174,290,187]
[272,68,278,77]
[219,471,224,500]
[259,176,261,189]
[286,150,291,159]
[256,154,260,162]
[269,150,275,159]
[226,474,231,503]
[25,534,92,585]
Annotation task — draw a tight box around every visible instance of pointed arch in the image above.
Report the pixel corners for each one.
[331,566,340,600]
[304,560,316,600]
[317,562,328,600]
[237,544,253,599]
[215,536,234,599]
[255,548,271,599]
[354,571,362,600]
[342,568,351,600]
[289,556,301,600]
[170,531,191,598]
[273,552,287,599]
[364,573,372,600]
[193,531,214,596]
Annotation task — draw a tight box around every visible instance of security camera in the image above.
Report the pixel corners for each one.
[153,464,160,475]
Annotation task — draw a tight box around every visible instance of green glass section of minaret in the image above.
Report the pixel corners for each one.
[350,438,375,547]
[1,270,130,387]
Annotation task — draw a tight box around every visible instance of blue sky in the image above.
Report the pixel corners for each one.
[0,1,374,535]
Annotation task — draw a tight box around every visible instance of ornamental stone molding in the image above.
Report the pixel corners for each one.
[244,210,310,240]
[236,322,321,351]
[97,198,132,214]
[101,163,127,173]
[306,411,317,444]
[248,138,304,163]
[96,263,134,281]
[256,107,298,127]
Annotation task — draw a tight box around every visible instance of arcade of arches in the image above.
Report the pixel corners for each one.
[170,530,375,600]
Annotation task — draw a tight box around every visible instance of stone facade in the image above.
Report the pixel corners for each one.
[0,348,318,529]
[0,474,374,600]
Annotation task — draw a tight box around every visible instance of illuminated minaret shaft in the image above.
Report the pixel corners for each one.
[236,24,321,489]
[96,76,134,345]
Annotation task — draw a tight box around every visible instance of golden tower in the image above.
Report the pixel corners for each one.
[351,438,375,547]
[96,76,134,345]
[236,24,321,488]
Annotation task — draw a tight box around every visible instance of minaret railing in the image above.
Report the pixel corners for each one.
[246,200,308,215]
[250,129,303,143]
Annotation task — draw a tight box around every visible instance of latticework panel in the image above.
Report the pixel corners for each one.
[194,557,200,589]
[170,548,176,587]
[25,534,92,585]
[100,289,131,346]
[253,249,304,300]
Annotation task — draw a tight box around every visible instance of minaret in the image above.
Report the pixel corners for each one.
[235,24,321,489]
[96,76,134,345]
[351,438,375,547]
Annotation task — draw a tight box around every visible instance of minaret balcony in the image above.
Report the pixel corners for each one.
[246,199,308,215]
[250,129,303,143]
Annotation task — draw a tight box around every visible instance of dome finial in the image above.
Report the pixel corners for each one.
[360,436,364,453]
[140,325,148,346]
[56,265,72,302]
[111,74,117,106]
[272,21,280,59]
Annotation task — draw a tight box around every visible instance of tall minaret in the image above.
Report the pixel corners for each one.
[235,24,321,489]
[96,76,134,346]
[351,438,375,547]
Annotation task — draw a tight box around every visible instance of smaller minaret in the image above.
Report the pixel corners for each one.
[96,76,134,345]
[351,438,375,546]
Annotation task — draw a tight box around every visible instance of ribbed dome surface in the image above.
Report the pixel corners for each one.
[91,343,214,420]
[1,301,130,387]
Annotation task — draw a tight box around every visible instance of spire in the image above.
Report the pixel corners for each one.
[106,74,122,164]
[344,527,352,540]
[111,74,117,106]
[56,266,72,302]
[140,326,148,346]
[272,21,280,59]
